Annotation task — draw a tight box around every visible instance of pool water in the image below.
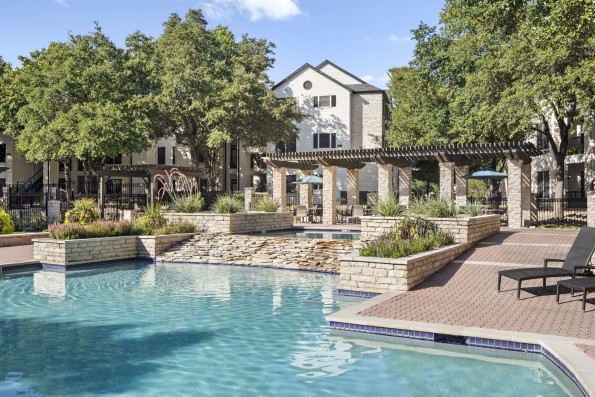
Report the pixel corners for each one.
[0,262,582,396]
[254,230,360,240]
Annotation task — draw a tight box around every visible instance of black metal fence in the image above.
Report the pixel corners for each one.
[535,197,587,226]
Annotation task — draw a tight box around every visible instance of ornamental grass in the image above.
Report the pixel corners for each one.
[48,220,196,240]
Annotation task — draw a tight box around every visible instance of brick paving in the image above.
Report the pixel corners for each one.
[0,245,35,265]
[358,228,595,358]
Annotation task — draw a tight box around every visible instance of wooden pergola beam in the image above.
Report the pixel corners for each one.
[265,159,319,170]
[318,158,366,169]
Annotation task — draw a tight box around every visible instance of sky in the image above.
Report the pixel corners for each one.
[0,0,444,88]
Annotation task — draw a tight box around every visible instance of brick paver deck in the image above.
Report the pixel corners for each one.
[358,228,595,358]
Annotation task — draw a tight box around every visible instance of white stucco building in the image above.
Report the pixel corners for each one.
[271,60,389,196]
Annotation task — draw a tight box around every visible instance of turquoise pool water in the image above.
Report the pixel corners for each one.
[0,262,582,396]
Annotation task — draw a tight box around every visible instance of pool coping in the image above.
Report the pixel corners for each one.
[327,291,595,397]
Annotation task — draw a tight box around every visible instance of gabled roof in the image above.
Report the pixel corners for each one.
[316,60,368,85]
[272,62,354,93]
[346,83,384,93]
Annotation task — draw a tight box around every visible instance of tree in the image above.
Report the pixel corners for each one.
[388,0,595,199]
[0,26,152,201]
[149,9,304,189]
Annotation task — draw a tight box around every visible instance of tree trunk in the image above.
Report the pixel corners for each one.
[553,153,565,218]
[63,160,71,208]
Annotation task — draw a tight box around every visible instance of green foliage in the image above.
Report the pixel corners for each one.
[360,231,454,259]
[394,216,439,240]
[0,209,15,234]
[211,194,244,214]
[150,223,196,235]
[48,221,142,240]
[373,194,406,217]
[408,197,459,218]
[12,214,47,232]
[137,204,166,233]
[252,196,279,212]
[169,193,205,213]
[459,201,487,217]
[567,145,584,155]
[64,198,99,225]
[467,179,489,202]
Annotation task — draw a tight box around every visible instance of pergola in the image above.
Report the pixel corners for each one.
[264,142,544,227]
[95,164,203,216]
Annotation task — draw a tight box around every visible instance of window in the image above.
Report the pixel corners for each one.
[0,144,6,162]
[106,179,122,194]
[0,179,6,190]
[157,147,166,165]
[251,154,263,169]
[78,159,85,171]
[313,95,336,108]
[230,144,238,169]
[275,140,296,154]
[230,177,238,192]
[59,159,72,172]
[537,171,549,198]
[199,178,208,192]
[313,133,337,149]
[105,154,122,165]
[172,147,176,165]
[537,133,550,150]
[198,152,205,163]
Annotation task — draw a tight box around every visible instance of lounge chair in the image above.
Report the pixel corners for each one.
[497,226,595,299]
[295,205,309,223]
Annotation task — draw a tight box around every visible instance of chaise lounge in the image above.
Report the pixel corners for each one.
[497,227,595,299]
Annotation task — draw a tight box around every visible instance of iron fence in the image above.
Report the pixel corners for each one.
[535,197,587,226]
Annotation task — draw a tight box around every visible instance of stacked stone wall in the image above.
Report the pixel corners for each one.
[157,233,354,273]
[359,214,500,247]
[339,243,468,294]
[163,212,293,234]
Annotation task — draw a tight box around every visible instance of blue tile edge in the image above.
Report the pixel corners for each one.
[155,259,339,275]
[337,289,381,298]
[329,321,589,397]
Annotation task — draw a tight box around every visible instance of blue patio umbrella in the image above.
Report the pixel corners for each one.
[292,175,323,184]
[463,168,508,180]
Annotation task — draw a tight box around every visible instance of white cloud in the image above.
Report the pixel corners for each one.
[361,75,374,82]
[390,34,411,42]
[203,0,301,21]
[54,0,69,6]
[361,74,390,86]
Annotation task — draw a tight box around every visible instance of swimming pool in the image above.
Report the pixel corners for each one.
[0,262,582,396]
[251,229,361,240]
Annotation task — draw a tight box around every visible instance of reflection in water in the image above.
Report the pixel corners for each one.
[291,338,357,378]
[33,270,65,298]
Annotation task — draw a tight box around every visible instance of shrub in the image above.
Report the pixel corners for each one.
[211,194,244,214]
[360,231,454,259]
[137,204,166,234]
[64,198,99,224]
[150,223,196,235]
[253,196,278,212]
[395,216,439,240]
[48,221,142,240]
[467,179,489,202]
[373,194,406,217]
[459,201,487,217]
[0,209,15,234]
[170,193,205,213]
[408,197,459,218]
[12,214,47,232]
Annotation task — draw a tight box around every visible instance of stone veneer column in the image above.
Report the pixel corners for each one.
[586,122,595,227]
[272,167,287,211]
[244,187,256,212]
[299,170,313,208]
[507,159,532,228]
[397,166,412,207]
[439,161,456,202]
[455,165,470,207]
[322,165,337,225]
[377,164,394,200]
[346,168,360,206]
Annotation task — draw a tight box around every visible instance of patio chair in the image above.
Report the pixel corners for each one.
[497,226,595,299]
[295,205,309,223]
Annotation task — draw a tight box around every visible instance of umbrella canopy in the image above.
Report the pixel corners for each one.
[292,175,323,184]
[463,168,508,180]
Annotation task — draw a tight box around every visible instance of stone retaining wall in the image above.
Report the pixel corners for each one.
[359,214,500,247]
[0,232,49,247]
[33,233,194,266]
[157,233,354,273]
[163,212,293,234]
[338,243,468,294]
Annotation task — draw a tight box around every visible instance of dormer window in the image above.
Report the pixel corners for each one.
[313,95,337,108]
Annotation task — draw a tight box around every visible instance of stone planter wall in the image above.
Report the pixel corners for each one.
[157,233,354,273]
[359,214,500,247]
[163,212,293,234]
[0,232,49,247]
[34,233,194,266]
[137,233,195,258]
[339,243,468,294]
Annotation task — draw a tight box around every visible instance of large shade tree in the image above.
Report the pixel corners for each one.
[148,10,305,189]
[388,0,595,199]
